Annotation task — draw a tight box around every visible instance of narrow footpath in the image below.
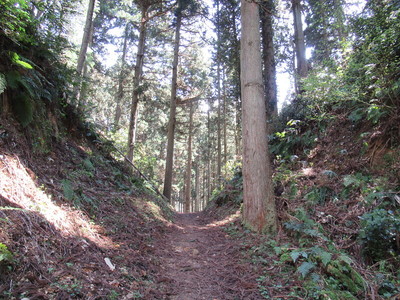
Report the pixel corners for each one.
[155,213,263,300]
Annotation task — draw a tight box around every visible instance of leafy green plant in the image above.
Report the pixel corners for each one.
[0,243,13,265]
[284,208,328,243]
[305,186,337,205]
[359,209,400,261]
[62,179,75,201]
[270,119,316,160]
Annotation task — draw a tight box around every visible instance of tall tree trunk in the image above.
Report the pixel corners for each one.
[222,69,228,177]
[78,22,94,107]
[207,107,211,202]
[194,162,199,212]
[184,103,194,213]
[260,0,278,124]
[74,0,96,103]
[292,0,307,93]
[163,12,182,200]
[114,24,130,131]
[127,9,148,162]
[235,102,241,157]
[230,5,242,158]
[240,0,277,234]
[216,0,222,184]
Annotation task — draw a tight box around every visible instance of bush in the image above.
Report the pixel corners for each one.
[359,209,400,261]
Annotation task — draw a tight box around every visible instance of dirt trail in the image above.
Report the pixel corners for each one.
[156,213,262,300]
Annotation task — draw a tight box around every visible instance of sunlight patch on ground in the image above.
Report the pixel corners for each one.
[0,153,113,248]
[302,167,317,176]
[206,210,241,228]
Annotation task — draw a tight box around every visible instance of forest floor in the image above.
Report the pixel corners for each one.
[156,212,264,300]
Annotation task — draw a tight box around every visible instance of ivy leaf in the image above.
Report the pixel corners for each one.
[297,262,316,278]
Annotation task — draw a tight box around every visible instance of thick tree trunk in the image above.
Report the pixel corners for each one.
[260,0,278,124]
[114,24,130,131]
[240,0,277,234]
[127,10,148,162]
[184,103,194,213]
[163,12,182,200]
[292,0,307,92]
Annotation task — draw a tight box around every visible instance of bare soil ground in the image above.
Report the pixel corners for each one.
[156,212,264,300]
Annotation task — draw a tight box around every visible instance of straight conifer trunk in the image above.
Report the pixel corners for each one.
[222,71,228,176]
[114,24,130,131]
[163,12,182,200]
[76,0,96,77]
[292,0,307,84]
[127,9,148,162]
[240,0,277,234]
[216,0,222,183]
[74,0,96,103]
[184,103,194,213]
[260,0,278,122]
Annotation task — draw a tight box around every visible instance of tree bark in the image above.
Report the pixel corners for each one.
[216,0,222,183]
[78,21,95,107]
[163,11,182,200]
[222,69,228,176]
[74,0,96,104]
[194,162,200,212]
[292,0,307,93]
[207,106,211,202]
[184,103,194,213]
[240,0,277,234]
[127,9,148,162]
[114,24,130,131]
[260,0,278,125]
[230,5,242,158]
[76,0,96,76]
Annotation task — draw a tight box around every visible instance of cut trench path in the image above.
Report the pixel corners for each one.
[155,213,264,300]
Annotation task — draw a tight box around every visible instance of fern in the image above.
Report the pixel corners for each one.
[62,180,75,201]
[5,71,22,89]
[0,73,6,94]
[298,261,316,278]
[12,93,33,127]
[10,52,33,69]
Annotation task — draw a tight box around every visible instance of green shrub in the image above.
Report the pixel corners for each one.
[359,209,400,261]
[0,243,13,265]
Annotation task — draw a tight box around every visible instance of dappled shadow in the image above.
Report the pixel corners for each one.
[0,128,169,298]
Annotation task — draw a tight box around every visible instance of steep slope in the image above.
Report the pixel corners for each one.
[0,116,173,299]
[206,113,400,299]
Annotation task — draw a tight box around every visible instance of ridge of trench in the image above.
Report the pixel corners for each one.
[155,212,263,300]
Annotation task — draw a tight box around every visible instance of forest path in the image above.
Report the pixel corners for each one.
[155,212,262,299]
